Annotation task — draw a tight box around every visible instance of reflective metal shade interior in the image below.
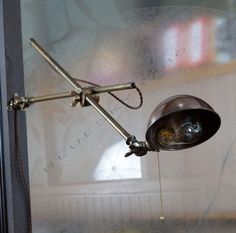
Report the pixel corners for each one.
[146,95,221,151]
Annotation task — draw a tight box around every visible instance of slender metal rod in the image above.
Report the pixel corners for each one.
[30,39,133,141]
[27,91,79,104]
[27,82,134,105]
[90,82,135,94]
[29,38,82,91]
[85,94,131,141]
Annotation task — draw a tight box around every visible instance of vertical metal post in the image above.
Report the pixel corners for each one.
[0,0,31,233]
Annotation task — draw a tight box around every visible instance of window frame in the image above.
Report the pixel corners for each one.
[0,0,31,232]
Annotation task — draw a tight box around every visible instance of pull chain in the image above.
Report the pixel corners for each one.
[157,151,165,220]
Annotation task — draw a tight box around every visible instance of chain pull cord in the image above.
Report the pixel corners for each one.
[157,151,165,221]
[74,78,143,110]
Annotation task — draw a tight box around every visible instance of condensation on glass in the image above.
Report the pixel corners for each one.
[21,0,236,232]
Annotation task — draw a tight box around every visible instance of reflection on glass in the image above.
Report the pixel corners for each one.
[161,14,234,73]
[163,26,178,68]
[94,141,141,181]
[189,19,203,64]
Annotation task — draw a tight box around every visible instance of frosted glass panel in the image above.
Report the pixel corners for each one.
[21,0,236,232]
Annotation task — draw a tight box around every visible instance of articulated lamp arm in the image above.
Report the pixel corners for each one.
[8,39,221,156]
[8,39,149,157]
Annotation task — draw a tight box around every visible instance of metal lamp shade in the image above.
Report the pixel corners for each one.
[146,95,221,151]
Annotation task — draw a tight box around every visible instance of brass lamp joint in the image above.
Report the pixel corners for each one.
[8,93,29,111]
[79,88,99,107]
[125,135,149,157]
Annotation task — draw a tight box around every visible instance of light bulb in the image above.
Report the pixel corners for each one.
[158,116,203,147]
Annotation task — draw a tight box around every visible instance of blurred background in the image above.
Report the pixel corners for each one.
[21,0,236,232]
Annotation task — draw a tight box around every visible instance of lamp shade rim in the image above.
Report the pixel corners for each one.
[146,108,221,151]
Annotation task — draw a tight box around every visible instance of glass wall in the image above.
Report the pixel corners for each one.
[21,0,236,232]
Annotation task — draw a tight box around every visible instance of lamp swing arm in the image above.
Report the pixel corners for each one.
[29,39,148,155]
[8,38,148,157]
[29,39,136,94]
[8,82,136,109]
[7,39,221,157]
[8,39,222,156]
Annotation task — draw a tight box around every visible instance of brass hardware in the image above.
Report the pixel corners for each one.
[29,39,82,91]
[8,39,220,157]
[86,82,136,94]
[8,91,82,111]
[8,93,29,111]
